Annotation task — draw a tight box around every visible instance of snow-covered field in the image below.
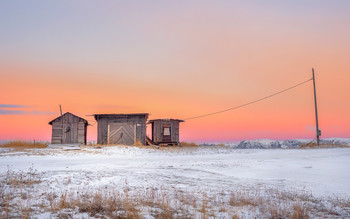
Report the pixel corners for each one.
[1,146,350,218]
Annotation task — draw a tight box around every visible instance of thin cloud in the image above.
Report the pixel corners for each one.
[0,104,29,108]
[0,109,56,115]
[0,104,56,115]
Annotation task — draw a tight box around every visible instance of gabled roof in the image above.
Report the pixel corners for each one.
[49,112,88,125]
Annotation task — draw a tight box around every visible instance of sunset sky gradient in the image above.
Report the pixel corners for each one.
[1,1,349,142]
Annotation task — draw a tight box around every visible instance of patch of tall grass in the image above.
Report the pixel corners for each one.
[300,142,350,149]
[180,142,199,147]
[0,141,47,149]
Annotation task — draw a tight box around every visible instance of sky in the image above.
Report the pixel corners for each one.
[0,0,349,142]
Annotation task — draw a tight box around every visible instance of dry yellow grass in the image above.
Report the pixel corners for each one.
[180,142,199,147]
[0,141,47,149]
[133,140,144,147]
[300,142,350,149]
[2,169,350,219]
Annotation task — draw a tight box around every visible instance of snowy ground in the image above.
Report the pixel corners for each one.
[1,146,350,218]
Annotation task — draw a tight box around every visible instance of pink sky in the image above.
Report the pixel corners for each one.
[0,1,349,142]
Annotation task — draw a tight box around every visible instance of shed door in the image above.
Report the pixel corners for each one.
[108,123,136,145]
[162,124,171,142]
[62,121,79,144]
[62,121,72,144]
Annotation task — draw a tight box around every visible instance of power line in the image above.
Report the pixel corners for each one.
[184,78,313,121]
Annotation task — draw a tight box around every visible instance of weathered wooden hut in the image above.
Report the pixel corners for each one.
[149,119,184,146]
[49,112,88,145]
[94,113,149,145]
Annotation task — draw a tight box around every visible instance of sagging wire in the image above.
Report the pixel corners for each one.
[184,78,313,121]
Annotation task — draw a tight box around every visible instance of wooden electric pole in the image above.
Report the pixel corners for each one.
[59,104,63,144]
[312,68,321,145]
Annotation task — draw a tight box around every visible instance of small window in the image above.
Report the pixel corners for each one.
[163,127,170,136]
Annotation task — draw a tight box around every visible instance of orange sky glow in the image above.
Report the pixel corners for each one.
[0,1,349,142]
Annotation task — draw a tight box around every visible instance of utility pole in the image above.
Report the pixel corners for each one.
[312,68,321,145]
[59,104,63,144]
[59,105,63,116]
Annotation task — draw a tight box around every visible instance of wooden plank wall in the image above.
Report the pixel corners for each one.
[51,121,62,144]
[152,120,180,144]
[78,122,86,144]
[172,121,180,143]
[51,113,87,144]
[152,121,162,143]
[96,115,147,145]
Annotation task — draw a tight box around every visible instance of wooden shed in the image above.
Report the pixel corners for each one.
[49,112,88,145]
[149,119,184,146]
[94,113,149,145]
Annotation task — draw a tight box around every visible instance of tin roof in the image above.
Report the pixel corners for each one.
[93,113,149,120]
[148,118,185,123]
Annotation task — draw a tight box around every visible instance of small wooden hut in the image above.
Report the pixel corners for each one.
[149,119,184,146]
[49,112,88,145]
[94,113,149,145]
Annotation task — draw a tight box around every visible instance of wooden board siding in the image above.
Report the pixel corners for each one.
[78,123,86,144]
[95,114,148,145]
[173,121,179,143]
[49,112,88,145]
[108,123,136,145]
[150,119,182,145]
[51,122,63,144]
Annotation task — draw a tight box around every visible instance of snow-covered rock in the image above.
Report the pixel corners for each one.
[236,139,281,149]
[280,139,310,149]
